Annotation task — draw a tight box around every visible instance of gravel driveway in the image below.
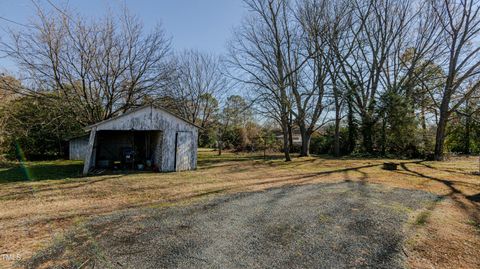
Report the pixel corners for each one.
[27,181,438,269]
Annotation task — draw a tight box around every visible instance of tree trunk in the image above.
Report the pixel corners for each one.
[464,98,472,155]
[363,128,373,154]
[420,104,428,152]
[288,113,294,152]
[302,133,311,157]
[282,124,292,161]
[381,114,386,156]
[347,95,356,154]
[299,125,312,157]
[434,108,449,161]
[218,140,223,156]
[334,96,341,157]
[434,85,452,161]
[334,116,341,157]
[361,116,374,154]
[464,112,471,155]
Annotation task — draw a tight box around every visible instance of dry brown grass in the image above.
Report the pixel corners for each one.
[0,149,479,268]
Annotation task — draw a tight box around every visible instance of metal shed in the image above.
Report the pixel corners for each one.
[77,105,199,175]
[68,135,90,160]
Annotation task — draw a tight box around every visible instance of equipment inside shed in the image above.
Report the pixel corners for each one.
[94,130,163,171]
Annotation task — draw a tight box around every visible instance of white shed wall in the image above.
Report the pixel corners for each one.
[69,136,89,160]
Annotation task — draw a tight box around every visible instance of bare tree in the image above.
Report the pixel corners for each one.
[322,0,439,155]
[0,7,172,125]
[287,0,333,157]
[297,0,353,156]
[376,1,445,156]
[165,50,226,129]
[353,0,415,153]
[430,0,480,160]
[228,0,297,161]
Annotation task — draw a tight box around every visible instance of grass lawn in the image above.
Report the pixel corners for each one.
[0,160,83,183]
[0,149,479,268]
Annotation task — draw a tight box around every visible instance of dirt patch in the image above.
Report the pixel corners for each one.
[406,197,480,268]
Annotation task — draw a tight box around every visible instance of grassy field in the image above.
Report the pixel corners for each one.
[0,149,479,268]
[0,160,83,183]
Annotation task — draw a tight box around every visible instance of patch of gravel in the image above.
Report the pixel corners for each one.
[24,181,438,269]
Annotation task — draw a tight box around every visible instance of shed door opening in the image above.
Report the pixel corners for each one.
[94,130,161,170]
[175,131,193,171]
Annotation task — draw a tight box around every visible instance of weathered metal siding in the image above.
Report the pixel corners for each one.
[154,110,198,172]
[175,131,194,171]
[83,105,199,174]
[69,136,89,160]
[152,131,163,169]
[83,128,98,174]
[161,129,176,171]
[93,106,198,132]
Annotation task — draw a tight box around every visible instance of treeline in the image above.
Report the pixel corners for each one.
[228,0,480,161]
[0,90,83,160]
[1,0,480,161]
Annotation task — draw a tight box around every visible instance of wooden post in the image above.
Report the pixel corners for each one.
[83,127,97,175]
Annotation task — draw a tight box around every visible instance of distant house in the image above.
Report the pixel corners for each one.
[274,129,303,146]
[274,128,325,147]
[69,105,200,175]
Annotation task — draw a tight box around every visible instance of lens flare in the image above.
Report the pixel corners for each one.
[15,141,33,181]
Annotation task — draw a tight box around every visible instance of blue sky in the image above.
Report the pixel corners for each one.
[0,0,246,72]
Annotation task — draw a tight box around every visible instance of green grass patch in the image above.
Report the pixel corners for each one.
[0,160,83,183]
[318,213,332,223]
[197,149,281,167]
[466,219,480,233]
[414,211,431,226]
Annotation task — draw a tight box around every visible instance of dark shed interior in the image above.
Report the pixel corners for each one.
[94,130,162,170]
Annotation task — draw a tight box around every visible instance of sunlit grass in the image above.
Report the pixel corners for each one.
[0,149,479,268]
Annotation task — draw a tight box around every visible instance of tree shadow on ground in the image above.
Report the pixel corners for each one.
[467,193,480,203]
[0,175,124,200]
[198,157,479,227]
[417,161,479,176]
[21,181,418,269]
[191,162,381,199]
[396,162,479,224]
